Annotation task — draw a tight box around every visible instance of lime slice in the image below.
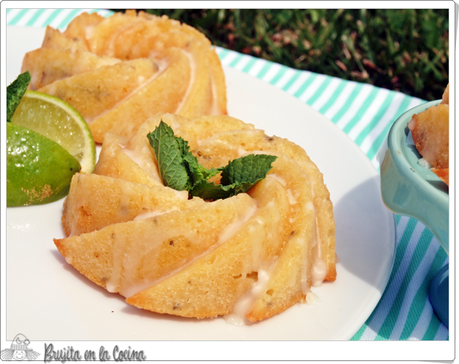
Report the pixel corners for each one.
[7,123,81,206]
[11,90,96,173]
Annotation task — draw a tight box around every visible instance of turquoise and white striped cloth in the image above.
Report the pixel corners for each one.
[6,8,449,340]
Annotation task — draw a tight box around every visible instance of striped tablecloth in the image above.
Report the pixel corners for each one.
[6,8,449,341]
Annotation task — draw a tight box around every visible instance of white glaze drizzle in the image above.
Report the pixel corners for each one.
[305,291,320,305]
[120,143,163,184]
[108,200,258,298]
[223,269,271,326]
[174,50,196,115]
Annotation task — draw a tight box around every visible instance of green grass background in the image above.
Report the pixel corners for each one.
[113,9,449,101]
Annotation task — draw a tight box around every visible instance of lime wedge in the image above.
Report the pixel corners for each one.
[11,90,96,173]
[7,123,81,206]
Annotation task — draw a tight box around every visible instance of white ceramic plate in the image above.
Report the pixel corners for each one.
[5,26,395,341]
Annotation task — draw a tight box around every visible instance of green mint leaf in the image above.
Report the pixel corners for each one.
[147,121,191,191]
[7,71,31,122]
[220,154,278,194]
[190,179,235,200]
[148,121,277,201]
[190,154,278,200]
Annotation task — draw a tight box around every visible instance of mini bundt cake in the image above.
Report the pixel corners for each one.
[21,10,227,143]
[54,113,336,322]
[408,83,449,186]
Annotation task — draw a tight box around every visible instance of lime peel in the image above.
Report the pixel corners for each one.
[7,123,81,207]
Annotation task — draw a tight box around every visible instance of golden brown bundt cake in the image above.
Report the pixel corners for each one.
[22,10,227,143]
[54,113,336,322]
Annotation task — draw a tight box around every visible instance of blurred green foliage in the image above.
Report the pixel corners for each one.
[113,9,449,100]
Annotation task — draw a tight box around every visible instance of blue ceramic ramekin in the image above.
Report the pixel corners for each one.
[380,99,449,327]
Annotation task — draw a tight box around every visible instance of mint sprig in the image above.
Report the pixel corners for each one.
[220,153,278,195]
[7,71,31,123]
[147,120,191,191]
[147,121,277,200]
